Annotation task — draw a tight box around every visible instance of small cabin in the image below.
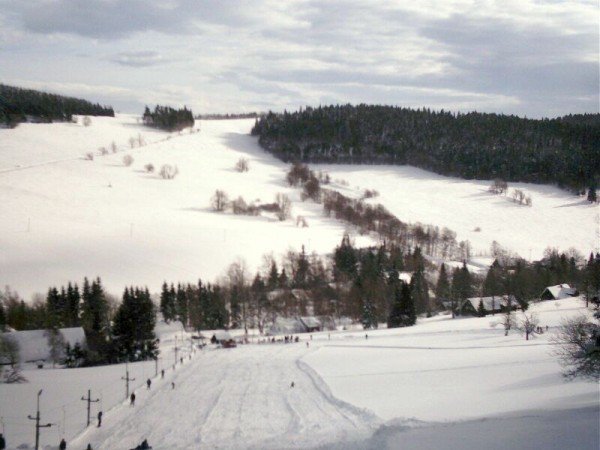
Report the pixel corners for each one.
[540,284,579,301]
[460,295,518,316]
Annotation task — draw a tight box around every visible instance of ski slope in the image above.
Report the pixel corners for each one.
[1,298,597,449]
[68,345,379,450]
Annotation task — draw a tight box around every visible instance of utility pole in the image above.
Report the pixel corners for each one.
[121,361,135,399]
[174,337,178,367]
[28,389,52,450]
[81,389,99,427]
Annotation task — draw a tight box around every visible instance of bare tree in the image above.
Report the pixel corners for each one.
[211,190,229,212]
[502,308,514,336]
[110,141,118,153]
[552,314,600,380]
[159,164,178,179]
[275,193,291,221]
[235,158,249,172]
[518,312,539,340]
[128,136,136,149]
[82,116,92,127]
[137,133,145,147]
[0,334,26,383]
[144,163,155,173]
[489,178,508,195]
[123,155,134,166]
[44,328,66,367]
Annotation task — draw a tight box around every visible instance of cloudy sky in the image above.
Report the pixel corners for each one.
[1,0,598,117]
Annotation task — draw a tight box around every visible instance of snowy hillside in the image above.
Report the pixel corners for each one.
[0,298,597,449]
[313,164,598,261]
[0,115,372,298]
[0,116,596,298]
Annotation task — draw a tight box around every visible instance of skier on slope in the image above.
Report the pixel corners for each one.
[146,378,151,389]
[97,411,103,427]
[59,438,67,450]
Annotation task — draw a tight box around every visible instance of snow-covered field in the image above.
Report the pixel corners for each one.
[1,298,597,449]
[313,164,598,261]
[1,115,596,299]
[0,115,372,299]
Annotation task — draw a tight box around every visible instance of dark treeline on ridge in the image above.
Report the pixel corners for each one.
[143,104,195,131]
[197,112,260,120]
[251,105,600,192]
[0,84,114,127]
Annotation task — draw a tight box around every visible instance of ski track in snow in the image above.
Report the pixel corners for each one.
[68,344,380,450]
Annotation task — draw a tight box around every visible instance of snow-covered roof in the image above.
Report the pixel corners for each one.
[398,271,413,284]
[213,330,232,341]
[268,317,306,335]
[299,317,321,328]
[542,284,578,300]
[3,327,86,363]
[464,295,516,311]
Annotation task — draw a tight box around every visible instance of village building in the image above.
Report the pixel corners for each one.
[460,295,518,316]
[540,284,579,301]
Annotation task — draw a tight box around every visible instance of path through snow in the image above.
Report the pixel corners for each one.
[69,344,380,450]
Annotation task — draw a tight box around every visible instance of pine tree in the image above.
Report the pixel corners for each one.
[268,261,279,289]
[361,296,377,329]
[66,283,81,327]
[435,264,450,305]
[387,273,403,328]
[176,284,188,327]
[398,281,416,326]
[410,265,430,315]
[81,277,110,362]
[294,246,310,288]
[334,233,357,280]
[112,286,157,361]
[477,299,487,317]
[588,185,597,203]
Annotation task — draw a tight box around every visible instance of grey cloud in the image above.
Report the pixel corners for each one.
[110,51,168,67]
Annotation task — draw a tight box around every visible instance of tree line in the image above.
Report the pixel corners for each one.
[0,278,156,366]
[0,84,114,127]
[251,105,600,193]
[1,244,598,367]
[143,104,195,131]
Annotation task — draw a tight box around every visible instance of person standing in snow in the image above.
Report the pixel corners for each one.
[130,392,136,406]
[97,411,103,427]
[59,438,67,449]
[290,381,295,388]
[86,444,92,450]
[0,433,6,450]
[171,382,175,389]
[161,369,165,379]
[146,378,151,389]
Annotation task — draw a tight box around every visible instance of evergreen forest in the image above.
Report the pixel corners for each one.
[0,84,114,127]
[143,105,195,131]
[251,105,600,192]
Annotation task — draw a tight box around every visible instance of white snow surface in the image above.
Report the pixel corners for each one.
[313,164,598,260]
[0,116,372,299]
[1,298,598,450]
